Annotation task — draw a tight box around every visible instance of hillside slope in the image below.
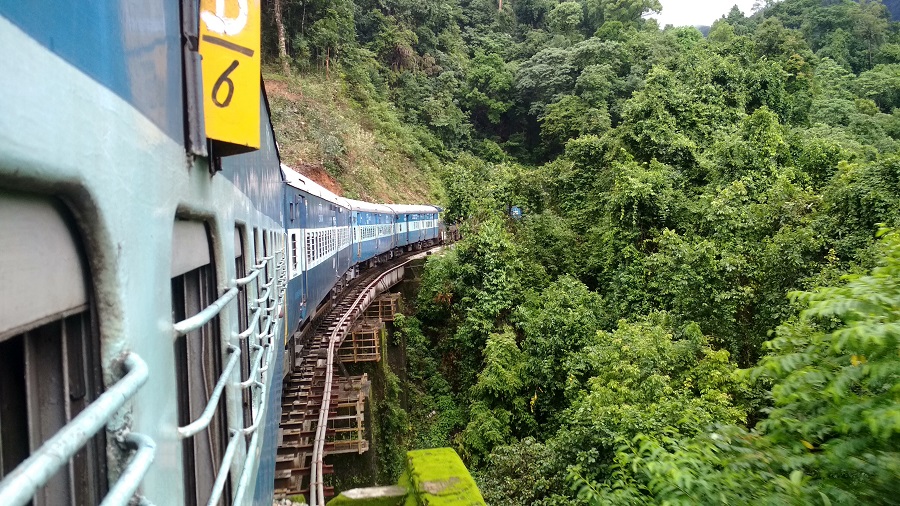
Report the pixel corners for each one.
[264,70,444,204]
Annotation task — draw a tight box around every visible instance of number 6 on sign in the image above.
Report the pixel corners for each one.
[198,0,260,151]
[212,61,239,108]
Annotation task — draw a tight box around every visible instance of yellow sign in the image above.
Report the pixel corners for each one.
[199,0,261,151]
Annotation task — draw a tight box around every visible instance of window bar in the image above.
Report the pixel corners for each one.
[233,265,283,506]
[0,353,150,506]
[176,345,240,439]
[230,247,284,502]
[232,429,260,504]
[238,305,264,339]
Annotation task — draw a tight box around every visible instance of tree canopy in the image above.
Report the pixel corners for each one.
[263,0,900,503]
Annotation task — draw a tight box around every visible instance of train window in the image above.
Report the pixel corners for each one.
[172,220,231,506]
[0,193,106,505]
[291,233,298,273]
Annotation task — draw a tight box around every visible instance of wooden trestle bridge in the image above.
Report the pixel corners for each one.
[274,250,430,504]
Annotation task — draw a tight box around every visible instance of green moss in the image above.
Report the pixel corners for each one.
[405,449,486,505]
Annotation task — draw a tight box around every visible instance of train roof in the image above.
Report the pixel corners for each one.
[384,204,441,214]
[281,164,348,208]
[343,198,394,214]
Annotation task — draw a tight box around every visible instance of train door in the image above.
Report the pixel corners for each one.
[300,196,308,310]
[404,214,410,245]
[352,213,360,261]
[332,213,338,280]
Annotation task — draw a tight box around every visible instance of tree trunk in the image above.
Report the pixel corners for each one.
[274,0,290,74]
[498,0,503,11]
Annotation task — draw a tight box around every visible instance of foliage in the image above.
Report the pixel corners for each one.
[260,0,900,502]
[574,229,900,505]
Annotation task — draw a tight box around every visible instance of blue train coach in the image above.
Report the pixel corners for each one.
[346,199,396,266]
[387,204,442,249]
[282,166,353,330]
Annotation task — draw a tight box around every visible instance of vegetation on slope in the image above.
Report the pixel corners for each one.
[262,0,900,503]
[264,70,443,203]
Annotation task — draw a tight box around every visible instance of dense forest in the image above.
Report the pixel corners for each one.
[263,0,900,503]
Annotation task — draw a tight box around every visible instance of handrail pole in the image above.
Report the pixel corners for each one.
[99,432,156,506]
[174,287,239,336]
[177,346,240,439]
[205,430,242,506]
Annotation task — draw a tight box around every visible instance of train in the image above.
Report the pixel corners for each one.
[0,2,442,506]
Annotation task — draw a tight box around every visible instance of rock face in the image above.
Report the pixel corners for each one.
[327,448,485,506]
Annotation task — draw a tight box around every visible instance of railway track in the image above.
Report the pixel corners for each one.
[274,247,438,501]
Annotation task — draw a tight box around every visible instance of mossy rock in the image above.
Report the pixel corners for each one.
[404,448,486,505]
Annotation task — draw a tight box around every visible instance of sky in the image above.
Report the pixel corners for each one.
[650,0,761,27]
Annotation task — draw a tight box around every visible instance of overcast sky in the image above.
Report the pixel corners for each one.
[650,0,760,27]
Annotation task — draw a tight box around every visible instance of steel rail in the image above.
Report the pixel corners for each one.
[0,353,150,506]
[309,251,433,505]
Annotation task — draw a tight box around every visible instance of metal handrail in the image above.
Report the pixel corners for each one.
[174,287,239,336]
[233,326,277,504]
[205,430,242,506]
[239,305,264,339]
[240,344,266,388]
[234,267,262,287]
[241,382,267,435]
[177,345,240,439]
[100,432,156,506]
[0,353,150,506]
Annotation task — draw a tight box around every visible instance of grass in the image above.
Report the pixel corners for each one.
[264,67,445,205]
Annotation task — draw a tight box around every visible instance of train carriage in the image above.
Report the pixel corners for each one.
[387,204,442,250]
[346,199,395,265]
[281,167,353,328]
[0,2,443,505]
[0,2,288,503]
